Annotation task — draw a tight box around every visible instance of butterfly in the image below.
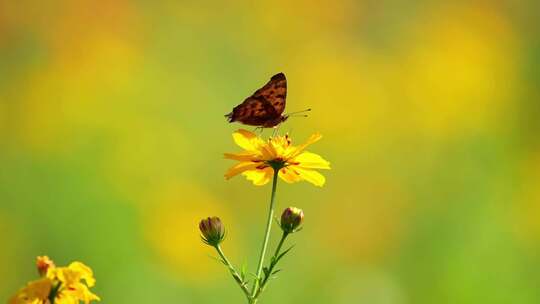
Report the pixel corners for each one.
[226,73,290,128]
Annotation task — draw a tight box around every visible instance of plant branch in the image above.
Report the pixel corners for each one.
[250,170,280,302]
[254,231,290,299]
[215,245,251,300]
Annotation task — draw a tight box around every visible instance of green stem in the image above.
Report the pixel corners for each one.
[215,245,251,300]
[250,169,280,302]
[273,232,288,262]
[48,282,61,304]
[255,231,289,298]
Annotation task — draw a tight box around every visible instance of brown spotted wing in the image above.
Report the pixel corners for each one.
[225,73,288,128]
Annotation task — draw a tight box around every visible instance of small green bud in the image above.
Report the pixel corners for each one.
[199,216,225,246]
[280,207,304,233]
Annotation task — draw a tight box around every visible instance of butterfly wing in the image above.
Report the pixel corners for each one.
[226,73,287,126]
[227,96,279,126]
[253,73,287,115]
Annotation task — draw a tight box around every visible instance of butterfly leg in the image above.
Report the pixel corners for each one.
[272,126,280,137]
[253,126,264,134]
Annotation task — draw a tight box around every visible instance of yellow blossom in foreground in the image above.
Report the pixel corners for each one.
[10,257,100,304]
[9,278,52,304]
[49,262,100,304]
[225,129,330,186]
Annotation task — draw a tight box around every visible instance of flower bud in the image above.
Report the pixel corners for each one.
[280,207,304,233]
[36,256,55,276]
[199,216,225,246]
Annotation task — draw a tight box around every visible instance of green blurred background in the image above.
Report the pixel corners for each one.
[1,1,540,303]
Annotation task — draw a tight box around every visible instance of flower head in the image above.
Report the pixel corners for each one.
[280,207,304,233]
[199,216,226,246]
[10,257,100,304]
[49,262,100,304]
[225,129,330,186]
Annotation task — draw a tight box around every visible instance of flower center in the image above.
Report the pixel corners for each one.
[266,158,287,170]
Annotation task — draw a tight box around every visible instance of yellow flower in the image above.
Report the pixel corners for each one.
[9,278,52,304]
[225,129,330,186]
[48,262,100,304]
[10,258,100,304]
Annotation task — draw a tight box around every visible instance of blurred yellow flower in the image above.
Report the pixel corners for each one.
[9,278,52,304]
[225,129,330,186]
[49,262,100,304]
[10,258,100,304]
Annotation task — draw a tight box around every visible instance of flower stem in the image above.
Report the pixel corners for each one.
[272,232,288,262]
[214,245,251,300]
[254,231,289,299]
[250,169,279,302]
[48,282,61,304]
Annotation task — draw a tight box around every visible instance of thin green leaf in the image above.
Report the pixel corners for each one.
[275,245,295,264]
[240,262,247,281]
[208,255,228,266]
[271,269,282,275]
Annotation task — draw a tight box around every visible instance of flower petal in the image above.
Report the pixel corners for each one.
[225,162,260,179]
[278,167,302,183]
[9,278,52,304]
[57,282,100,304]
[242,167,273,186]
[294,167,326,187]
[232,129,263,151]
[293,152,331,169]
[68,262,96,287]
[224,152,259,161]
[287,133,322,158]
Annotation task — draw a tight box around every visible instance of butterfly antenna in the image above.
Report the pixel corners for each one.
[287,108,312,118]
[287,108,311,116]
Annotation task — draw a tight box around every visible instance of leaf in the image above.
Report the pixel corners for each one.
[208,255,228,266]
[272,269,282,275]
[241,261,248,281]
[275,245,295,264]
